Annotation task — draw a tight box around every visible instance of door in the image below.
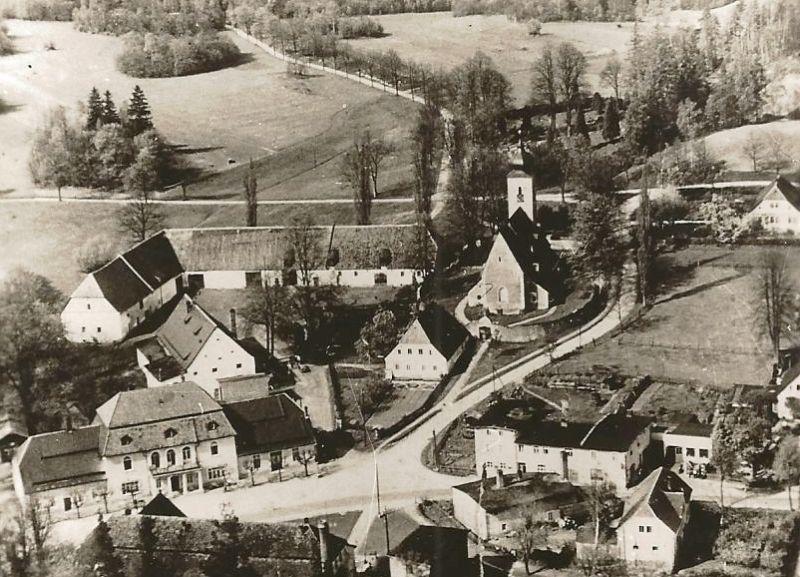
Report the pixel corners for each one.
[170,475,182,493]
[270,451,283,471]
[188,274,205,292]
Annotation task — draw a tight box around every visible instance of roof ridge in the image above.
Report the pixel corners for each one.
[579,413,609,447]
[119,254,154,292]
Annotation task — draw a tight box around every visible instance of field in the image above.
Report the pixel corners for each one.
[0,201,413,293]
[703,119,800,174]
[343,9,733,105]
[550,246,800,387]
[0,19,419,198]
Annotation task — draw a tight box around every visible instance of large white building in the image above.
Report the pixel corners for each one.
[13,383,239,521]
[384,304,470,382]
[61,232,183,342]
[473,400,652,491]
[136,295,258,398]
[748,176,800,235]
[62,224,436,343]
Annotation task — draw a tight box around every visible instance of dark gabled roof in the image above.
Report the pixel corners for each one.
[755,176,800,212]
[217,373,273,403]
[392,526,469,577]
[362,509,421,555]
[90,233,183,313]
[222,393,315,455]
[93,258,152,312]
[498,209,561,294]
[79,516,349,577]
[416,304,470,359]
[146,296,222,372]
[14,426,105,494]
[579,413,652,451]
[777,362,800,394]
[165,224,435,272]
[453,473,586,516]
[618,467,691,533]
[139,493,186,517]
[507,169,531,178]
[667,422,713,438]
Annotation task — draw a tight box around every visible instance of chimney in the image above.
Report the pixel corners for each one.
[229,308,238,339]
[185,298,193,314]
[317,520,330,575]
[495,469,505,490]
[560,417,569,428]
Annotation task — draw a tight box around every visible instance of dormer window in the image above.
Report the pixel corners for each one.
[121,435,133,446]
[164,428,178,439]
[207,421,218,431]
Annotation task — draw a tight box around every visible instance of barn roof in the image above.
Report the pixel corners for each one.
[754,176,800,212]
[410,304,470,359]
[164,225,433,272]
[618,467,691,533]
[222,393,315,455]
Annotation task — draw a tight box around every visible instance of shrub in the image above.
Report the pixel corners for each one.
[0,0,76,20]
[338,16,384,39]
[117,32,241,78]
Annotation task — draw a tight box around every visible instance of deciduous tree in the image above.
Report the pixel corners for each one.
[774,435,800,510]
[516,512,549,575]
[600,55,622,100]
[243,158,258,227]
[356,308,399,362]
[752,250,797,362]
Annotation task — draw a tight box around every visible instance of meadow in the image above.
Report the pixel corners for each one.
[0,19,419,198]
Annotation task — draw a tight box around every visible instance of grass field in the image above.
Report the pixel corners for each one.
[0,19,419,198]
[703,119,800,174]
[0,201,413,293]
[550,245,800,387]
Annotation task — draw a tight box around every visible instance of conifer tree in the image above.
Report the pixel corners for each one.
[602,99,620,141]
[93,516,124,577]
[86,87,104,130]
[126,85,153,136]
[575,99,590,143]
[243,158,258,227]
[101,90,120,125]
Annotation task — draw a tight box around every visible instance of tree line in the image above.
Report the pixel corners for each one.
[452,0,636,23]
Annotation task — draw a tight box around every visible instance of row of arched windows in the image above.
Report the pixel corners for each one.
[122,446,199,471]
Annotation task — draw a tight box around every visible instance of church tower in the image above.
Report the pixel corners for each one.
[507,169,536,222]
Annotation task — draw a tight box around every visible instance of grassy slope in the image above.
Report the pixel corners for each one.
[0,20,418,197]
[703,119,800,174]
[549,246,800,387]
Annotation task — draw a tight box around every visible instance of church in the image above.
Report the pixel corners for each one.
[467,170,563,316]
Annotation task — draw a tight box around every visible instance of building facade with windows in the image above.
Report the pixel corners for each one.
[384,304,471,382]
[662,422,712,466]
[12,383,238,521]
[61,233,183,343]
[473,400,652,492]
[135,295,258,398]
[748,176,800,235]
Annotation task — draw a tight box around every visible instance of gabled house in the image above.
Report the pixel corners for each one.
[61,232,184,343]
[468,171,563,315]
[222,393,317,477]
[384,304,471,382]
[473,399,652,491]
[78,515,356,577]
[135,295,258,398]
[452,470,587,540]
[775,362,800,420]
[616,467,692,572]
[748,176,800,235]
[12,382,239,521]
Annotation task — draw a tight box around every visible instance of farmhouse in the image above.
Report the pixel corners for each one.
[62,224,436,343]
[135,295,258,398]
[222,393,317,477]
[61,232,183,343]
[748,176,800,235]
[775,362,800,420]
[384,304,471,382]
[12,383,239,521]
[467,171,563,315]
[615,467,692,572]
[663,422,712,467]
[452,470,587,540]
[78,515,356,577]
[473,399,652,491]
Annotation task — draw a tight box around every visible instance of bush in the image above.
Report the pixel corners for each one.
[338,16,384,39]
[0,0,76,20]
[117,32,241,78]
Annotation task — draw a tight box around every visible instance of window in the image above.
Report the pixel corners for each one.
[686,448,695,457]
[210,442,218,455]
[182,447,191,460]
[122,481,139,494]
[252,454,261,469]
[639,526,645,533]
[139,300,144,309]
[699,448,709,458]
[292,447,301,461]
[236,363,242,369]
[498,287,509,304]
[633,545,639,550]
[151,452,160,468]
[87,303,91,310]
[542,449,549,454]
[64,497,72,511]
[501,523,507,531]
[646,526,652,533]
[123,456,132,470]
[207,466,225,479]
[537,464,545,472]
[81,326,86,333]
[211,367,218,373]
[97,327,102,333]
[164,428,177,439]
[121,435,132,446]
[207,421,218,431]
[418,349,423,355]
[675,447,682,455]
[652,546,659,551]
[408,348,412,354]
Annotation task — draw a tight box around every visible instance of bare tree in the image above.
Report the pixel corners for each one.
[288,216,322,287]
[531,44,558,139]
[365,133,393,198]
[766,131,789,173]
[753,250,796,361]
[342,135,373,224]
[412,105,444,217]
[117,189,165,242]
[742,132,762,172]
[599,55,623,100]
[242,282,287,356]
[555,43,587,136]
[516,511,549,575]
[243,158,258,227]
